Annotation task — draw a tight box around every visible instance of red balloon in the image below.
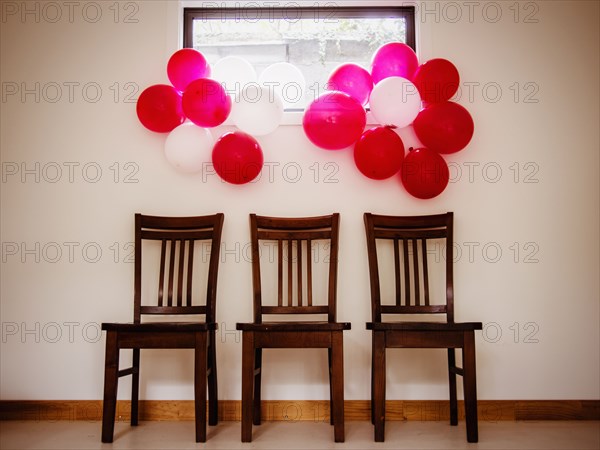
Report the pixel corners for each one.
[167,48,211,92]
[413,102,474,154]
[302,91,366,150]
[212,131,263,184]
[354,126,405,180]
[413,58,460,103]
[182,78,231,128]
[400,147,449,199]
[371,42,419,84]
[328,63,374,106]
[136,84,185,133]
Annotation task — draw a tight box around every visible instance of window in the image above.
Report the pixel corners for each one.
[183,4,415,110]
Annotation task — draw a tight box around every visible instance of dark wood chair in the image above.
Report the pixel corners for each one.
[364,212,482,442]
[236,213,351,442]
[101,213,224,443]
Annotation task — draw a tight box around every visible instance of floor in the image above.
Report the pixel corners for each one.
[0,420,598,449]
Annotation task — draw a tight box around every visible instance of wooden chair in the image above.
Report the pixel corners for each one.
[364,212,482,442]
[236,213,351,442]
[101,213,224,443]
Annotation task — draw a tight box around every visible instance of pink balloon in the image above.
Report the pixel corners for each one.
[167,49,211,92]
[413,102,474,154]
[136,84,185,133]
[182,78,231,128]
[302,91,366,150]
[354,126,405,180]
[400,147,449,199]
[371,42,419,84]
[212,131,263,184]
[328,63,373,106]
[413,58,460,103]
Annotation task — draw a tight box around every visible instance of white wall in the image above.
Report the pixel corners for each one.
[1,1,598,402]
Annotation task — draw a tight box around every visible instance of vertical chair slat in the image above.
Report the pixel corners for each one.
[393,238,401,306]
[158,239,167,307]
[168,239,176,307]
[422,239,430,306]
[307,239,312,306]
[412,239,420,306]
[177,239,185,307]
[186,240,194,307]
[402,239,410,305]
[277,240,283,307]
[287,239,293,307]
[297,240,303,306]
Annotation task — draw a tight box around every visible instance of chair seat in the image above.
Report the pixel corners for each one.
[366,321,482,331]
[236,321,351,332]
[102,322,217,332]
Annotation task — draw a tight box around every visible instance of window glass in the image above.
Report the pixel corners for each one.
[184,6,415,109]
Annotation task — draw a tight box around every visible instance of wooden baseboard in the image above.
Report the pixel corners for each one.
[0,400,598,422]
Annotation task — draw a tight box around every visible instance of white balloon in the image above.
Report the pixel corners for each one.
[369,76,422,128]
[231,84,284,136]
[164,123,213,173]
[212,56,257,96]
[258,62,306,109]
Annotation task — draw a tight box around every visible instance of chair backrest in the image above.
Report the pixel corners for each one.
[364,212,454,323]
[134,213,224,324]
[250,213,340,323]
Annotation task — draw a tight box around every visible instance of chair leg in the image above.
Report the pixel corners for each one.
[208,331,218,426]
[101,331,119,443]
[330,332,345,443]
[371,335,375,425]
[372,331,386,442]
[130,348,140,426]
[241,331,255,442]
[463,331,479,443]
[194,332,208,443]
[253,348,262,426]
[328,348,334,425]
[447,348,458,426]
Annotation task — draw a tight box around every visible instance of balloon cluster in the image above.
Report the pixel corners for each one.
[304,42,474,199]
[136,44,474,196]
[137,49,294,184]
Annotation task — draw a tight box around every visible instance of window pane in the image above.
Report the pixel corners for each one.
[187,8,411,109]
